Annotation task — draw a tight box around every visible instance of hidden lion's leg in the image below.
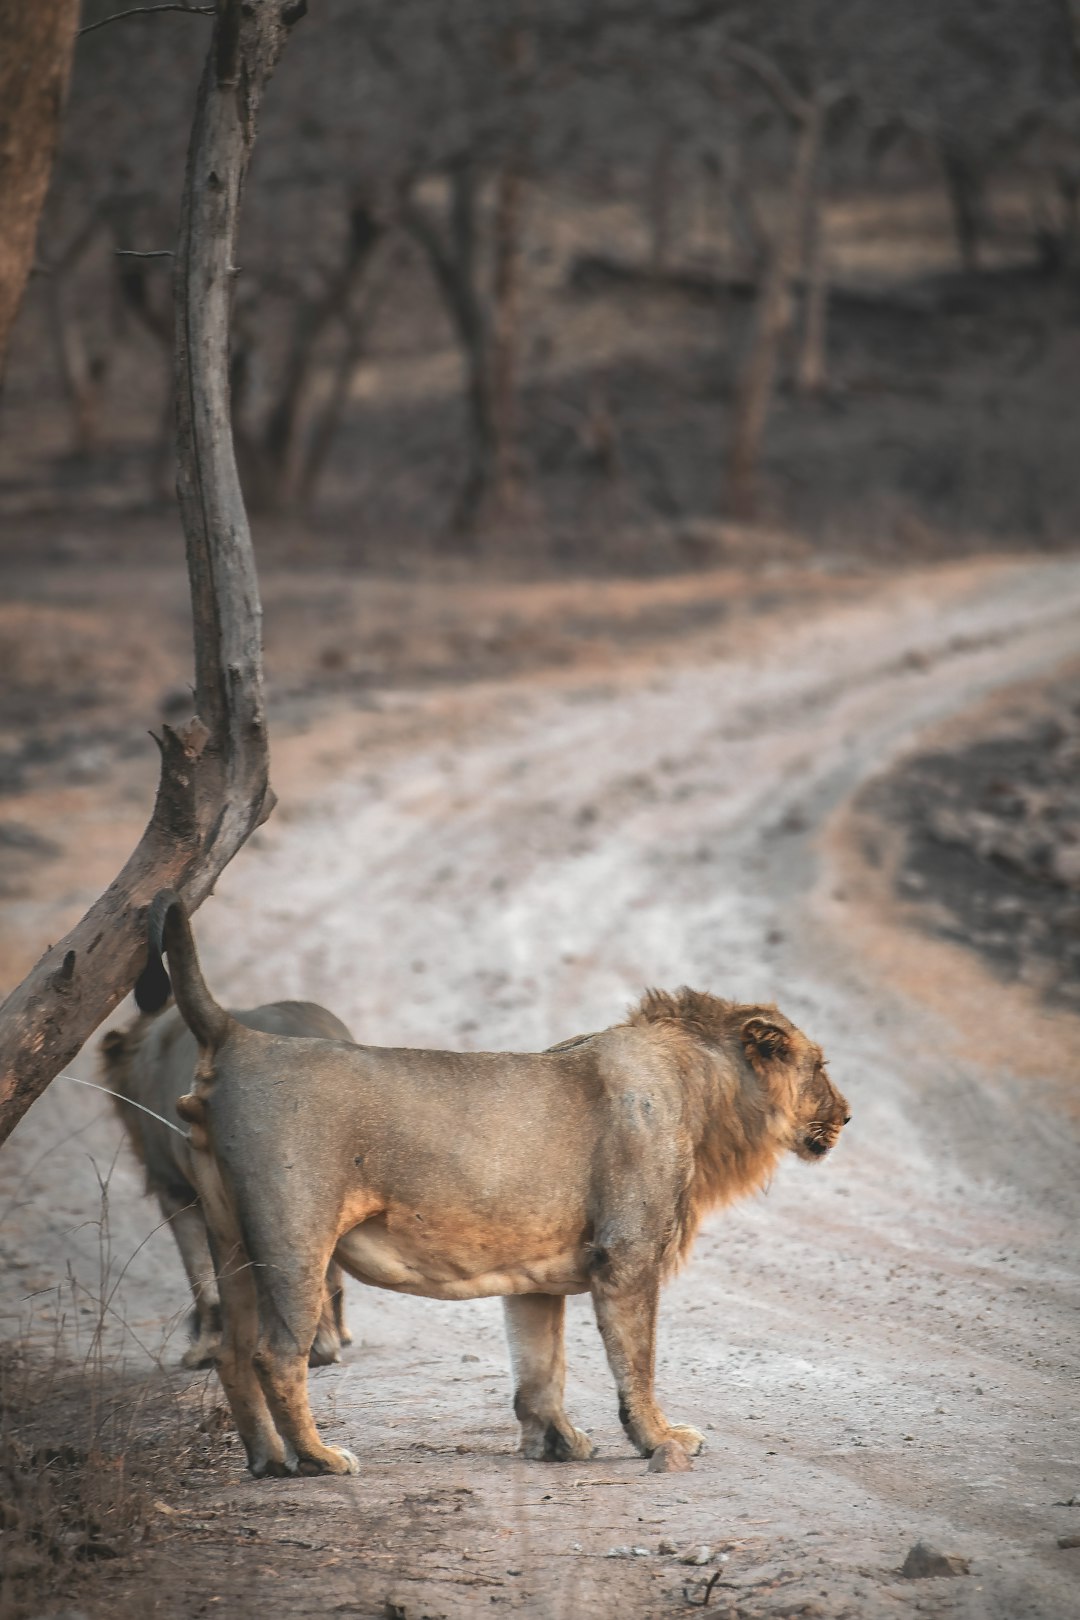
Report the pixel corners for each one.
[328,1258,352,1345]
[503,1294,594,1461]
[309,1259,349,1366]
[590,1267,704,1458]
[156,1186,222,1369]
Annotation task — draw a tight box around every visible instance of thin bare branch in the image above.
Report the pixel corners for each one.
[79,4,214,37]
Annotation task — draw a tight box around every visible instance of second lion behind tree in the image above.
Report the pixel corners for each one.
[101,996,354,1370]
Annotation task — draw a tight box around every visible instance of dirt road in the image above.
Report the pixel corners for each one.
[3,556,1079,1618]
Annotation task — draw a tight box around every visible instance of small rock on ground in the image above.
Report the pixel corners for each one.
[647,1439,693,1473]
[900,1541,970,1578]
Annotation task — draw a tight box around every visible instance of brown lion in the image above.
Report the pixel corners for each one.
[135,890,849,1478]
[101,999,354,1370]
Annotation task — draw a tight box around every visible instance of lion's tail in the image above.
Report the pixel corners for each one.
[134,890,231,1052]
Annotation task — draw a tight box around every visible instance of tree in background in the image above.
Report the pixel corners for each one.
[4,0,1079,536]
[0,0,300,1143]
[0,0,80,374]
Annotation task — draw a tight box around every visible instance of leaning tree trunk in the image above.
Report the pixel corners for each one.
[726,98,822,519]
[0,0,302,1146]
[0,0,80,375]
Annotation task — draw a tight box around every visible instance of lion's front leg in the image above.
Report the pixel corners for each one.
[503,1295,594,1461]
[590,1268,704,1459]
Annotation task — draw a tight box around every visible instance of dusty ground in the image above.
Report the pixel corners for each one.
[2,553,1080,1618]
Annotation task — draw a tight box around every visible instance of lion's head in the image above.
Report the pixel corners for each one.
[627,988,850,1169]
[740,1013,850,1162]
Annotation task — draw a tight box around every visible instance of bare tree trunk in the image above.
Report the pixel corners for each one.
[727,99,822,519]
[1059,173,1080,269]
[1062,0,1080,85]
[296,319,367,508]
[104,223,175,495]
[648,132,675,273]
[46,210,115,452]
[0,0,302,1146]
[939,139,985,273]
[404,162,497,536]
[0,0,80,375]
[257,199,382,511]
[49,272,107,452]
[796,146,828,396]
[490,156,526,513]
[403,8,535,539]
[449,161,498,532]
[485,14,534,525]
[298,244,397,508]
[719,139,768,279]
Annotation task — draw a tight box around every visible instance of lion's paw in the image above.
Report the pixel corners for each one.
[181,1347,217,1371]
[306,1445,359,1476]
[667,1425,705,1457]
[308,1333,342,1368]
[249,1450,296,1479]
[543,1422,595,1462]
[181,1335,221,1371]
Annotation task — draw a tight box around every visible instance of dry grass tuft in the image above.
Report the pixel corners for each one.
[0,1169,231,1620]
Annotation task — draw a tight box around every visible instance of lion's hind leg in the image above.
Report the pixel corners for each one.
[503,1295,594,1462]
[250,1268,359,1476]
[185,1153,293,1476]
[211,1232,295,1477]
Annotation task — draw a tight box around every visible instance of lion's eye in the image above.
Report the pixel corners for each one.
[843,1113,851,1125]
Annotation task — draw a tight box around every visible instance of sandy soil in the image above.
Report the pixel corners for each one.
[2,555,1080,1619]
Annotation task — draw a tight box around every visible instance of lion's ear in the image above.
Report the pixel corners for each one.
[741,1017,792,1066]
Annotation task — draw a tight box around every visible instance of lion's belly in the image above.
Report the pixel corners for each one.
[334,1219,589,1300]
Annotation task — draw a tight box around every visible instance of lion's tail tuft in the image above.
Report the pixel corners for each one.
[134,890,230,1052]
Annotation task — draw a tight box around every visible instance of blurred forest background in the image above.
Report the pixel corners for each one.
[3,0,1080,567]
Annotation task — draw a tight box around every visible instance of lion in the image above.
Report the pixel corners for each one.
[134,890,849,1478]
[101,998,354,1370]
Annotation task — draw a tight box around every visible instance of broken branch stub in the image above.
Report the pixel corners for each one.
[0,0,303,1146]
